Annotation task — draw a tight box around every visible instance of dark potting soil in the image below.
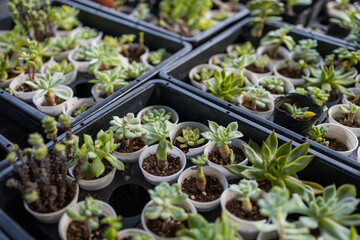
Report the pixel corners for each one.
[261,84,284,95]
[226,199,265,221]
[327,89,338,102]
[208,146,246,166]
[242,98,269,112]
[67,216,107,240]
[71,106,91,118]
[115,137,146,153]
[41,96,65,106]
[174,138,208,154]
[246,63,270,74]
[265,50,283,60]
[142,154,181,176]
[15,82,35,92]
[100,92,110,99]
[120,48,146,63]
[146,217,188,238]
[326,137,349,151]
[182,176,223,202]
[348,96,360,106]
[278,67,303,78]
[257,179,272,192]
[120,237,132,240]
[6,70,20,79]
[335,117,360,128]
[81,160,113,180]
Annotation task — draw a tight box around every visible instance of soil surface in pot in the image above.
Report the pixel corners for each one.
[100,92,111,99]
[257,179,272,192]
[242,98,269,112]
[42,96,65,106]
[182,176,223,202]
[115,137,146,153]
[326,137,349,151]
[335,117,360,128]
[348,95,360,106]
[81,160,113,180]
[264,50,283,60]
[261,84,284,95]
[246,63,270,74]
[15,82,35,92]
[67,215,107,240]
[71,106,91,118]
[278,67,303,78]
[226,199,265,221]
[142,154,181,176]
[120,47,145,63]
[208,146,246,166]
[174,138,208,154]
[327,89,338,102]
[146,217,188,238]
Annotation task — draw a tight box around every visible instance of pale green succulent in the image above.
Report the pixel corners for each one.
[142,108,172,124]
[109,113,146,140]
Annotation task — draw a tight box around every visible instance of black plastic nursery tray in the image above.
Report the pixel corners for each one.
[0,0,191,132]
[160,17,360,169]
[1,79,360,240]
[71,0,249,47]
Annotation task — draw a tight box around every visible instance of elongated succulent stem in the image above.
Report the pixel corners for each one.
[120,41,129,58]
[45,92,56,106]
[136,32,144,56]
[348,113,355,126]
[219,144,230,161]
[157,157,168,170]
[196,166,206,192]
[241,198,253,212]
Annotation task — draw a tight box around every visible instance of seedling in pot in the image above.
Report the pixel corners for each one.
[307,126,329,147]
[148,48,168,66]
[85,44,124,73]
[132,3,151,21]
[283,103,316,120]
[8,0,56,42]
[74,44,91,62]
[330,7,360,43]
[338,102,360,127]
[240,86,271,112]
[292,39,320,65]
[89,67,128,98]
[142,108,172,124]
[224,55,256,79]
[204,70,244,105]
[259,77,285,95]
[66,196,122,240]
[285,0,312,16]
[53,5,80,31]
[145,182,189,238]
[293,184,360,239]
[249,54,270,74]
[189,155,208,192]
[194,67,216,83]
[0,55,24,84]
[76,27,99,41]
[109,113,147,153]
[247,0,284,37]
[122,61,148,81]
[103,35,119,49]
[333,47,360,73]
[226,131,323,196]
[119,32,146,63]
[54,35,79,52]
[202,121,243,165]
[46,60,74,75]
[25,39,59,71]
[230,41,255,58]
[175,127,206,152]
[260,26,295,59]
[73,104,88,118]
[0,26,27,58]
[307,86,329,107]
[6,115,78,216]
[256,186,315,240]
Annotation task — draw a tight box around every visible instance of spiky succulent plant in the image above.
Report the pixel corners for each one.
[175,127,205,149]
[283,103,316,119]
[307,126,329,147]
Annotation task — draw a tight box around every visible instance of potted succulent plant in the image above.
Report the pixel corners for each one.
[171,122,210,158]
[0,55,24,89]
[75,27,103,45]
[273,93,323,135]
[238,86,275,120]
[90,67,128,102]
[53,5,82,37]
[327,0,354,18]
[139,121,186,184]
[68,43,92,73]
[223,55,257,84]
[203,121,248,179]
[63,97,96,120]
[332,47,360,78]
[69,129,125,191]
[121,61,149,81]
[257,76,294,98]
[220,179,266,239]
[307,124,358,157]
[141,182,197,239]
[274,59,310,86]
[330,7,360,44]
[342,88,360,106]
[208,53,233,68]
[0,25,27,59]
[226,41,255,59]
[142,48,169,68]
[26,72,73,116]
[245,54,273,79]
[291,39,322,66]
[42,59,78,85]
[178,155,228,212]
[58,196,119,240]
[54,35,79,61]
[109,113,148,163]
[137,106,179,124]
[119,32,149,63]
[226,131,324,196]
[5,115,79,223]
[328,103,360,136]
[189,64,222,91]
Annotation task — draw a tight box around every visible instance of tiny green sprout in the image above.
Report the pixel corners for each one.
[25,190,38,204]
[145,182,188,221]
[101,216,122,240]
[142,108,172,124]
[149,48,167,66]
[292,87,307,95]
[202,121,243,163]
[231,41,255,57]
[144,121,176,169]
[260,25,295,58]
[89,67,128,97]
[175,127,205,149]
[47,60,74,75]
[190,154,208,192]
[73,104,88,117]
[339,102,360,127]
[194,68,216,82]
[76,27,98,40]
[241,86,271,111]
[42,116,58,140]
[307,126,329,147]
[283,103,316,119]
[230,179,262,213]
[259,77,284,94]
[109,113,146,141]
[6,152,16,163]
[307,86,329,106]
[254,54,270,72]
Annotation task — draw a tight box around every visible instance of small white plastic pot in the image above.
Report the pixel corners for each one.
[141,199,197,240]
[68,47,92,73]
[326,1,354,18]
[136,105,179,124]
[120,43,150,63]
[257,76,294,99]
[208,53,228,67]
[170,121,211,159]
[273,61,310,86]
[69,166,116,191]
[139,145,186,185]
[316,123,358,157]
[117,229,152,239]
[91,84,125,102]
[178,166,228,212]
[77,29,103,45]
[256,46,291,67]
[328,104,360,137]
[113,134,148,163]
[0,71,24,89]
[42,62,78,85]
[345,67,358,81]
[221,188,267,239]
[238,93,275,120]
[342,88,360,106]
[56,22,83,38]
[140,51,170,70]
[9,73,45,102]
[188,64,222,91]
[257,231,279,240]
[32,85,74,117]
[204,139,248,179]
[24,177,79,224]
[58,199,116,240]
[357,147,360,163]
[63,97,96,120]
